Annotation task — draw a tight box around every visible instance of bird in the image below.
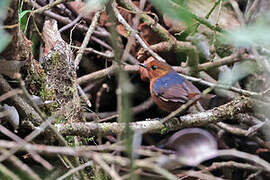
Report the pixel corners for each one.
[139,58,202,112]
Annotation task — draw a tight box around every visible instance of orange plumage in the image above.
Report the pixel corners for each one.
[139,58,201,112]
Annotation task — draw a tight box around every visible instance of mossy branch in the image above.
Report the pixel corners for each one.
[56,97,253,137]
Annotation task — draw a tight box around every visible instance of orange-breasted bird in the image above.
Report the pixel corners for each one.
[139,58,201,112]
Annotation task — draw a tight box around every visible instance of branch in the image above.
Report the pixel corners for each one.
[117,0,176,42]
[202,161,263,172]
[32,0,71,14]
[55,97,253,136]
[74,9,103,68]
[181,74,262,97]
[113,1,167,62]
[217,149,270,172]
[78,64,118,84]
[78,63,262,97]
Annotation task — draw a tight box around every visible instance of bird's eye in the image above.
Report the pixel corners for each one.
[151,65,158,70]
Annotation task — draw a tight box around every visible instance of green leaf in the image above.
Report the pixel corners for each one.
[19,9,31,32]
[0,0,10,19]
[223,16,270,47]
[218,60,257,86]
[19,0,32,33]
[0,29,10,52]
[86,0,108,12]
[19,10,31,21]
[151,0,194,26]
[0,0,11,53]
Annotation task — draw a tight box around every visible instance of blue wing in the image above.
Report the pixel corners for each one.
[153,72,200,102]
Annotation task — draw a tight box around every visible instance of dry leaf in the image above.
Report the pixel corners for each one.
[164,128,217,166]
[2,104,20,130]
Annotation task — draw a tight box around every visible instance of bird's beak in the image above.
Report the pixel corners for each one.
[139,63,149,70]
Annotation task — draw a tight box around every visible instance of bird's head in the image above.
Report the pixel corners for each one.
[139,59,173,80]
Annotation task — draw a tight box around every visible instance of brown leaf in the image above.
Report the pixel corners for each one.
[138,22,163,45]
[99,11,110,27]
[67,1,96,23]
[2,104,20,130]
[164,128,217,166]
[163,15,186,34]
[116,24,128,37]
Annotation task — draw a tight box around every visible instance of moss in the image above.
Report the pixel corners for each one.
[214,35,233,58]
[28,64,47,95]
[66,136,75,147]
[54,115,65,124]
[65,124,76,133]
[39,88,54,100]
[126,29,132,37]
[63,86,76,97]
[65,135,83,146]
[0,173,13,180]
[27,62,59,106]
[160,127,168,134]
[92,168,110,180]
[102,124,110,133]
[51,101,60,109]
[86,136,96,143]
[51,52,60,65]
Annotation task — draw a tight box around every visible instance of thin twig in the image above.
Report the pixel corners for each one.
[74,9,103,68]
[71,45,114,58]
[78,60,261,98]
[160,95,202,124]
[0,116,54,162]
[0,89,22,102]
[78,85,92,108]
[57,161,93,180]
[198,53,242,71]
[59,15,82,32]
[78,64,118,84]
[1,148,42,180]
[168,0,224,33]
[135,160,178,180]
[33,0,71,14]
[0,76,77,172]
[184,170,223,180]
[181,74,261,97]
[217,149,270,172]
[112,1,166,62]
[0,125,53,170]
[92,154,122,180]
[160,88,213,124]
[0,162,20,180]
[229,0,245,25]
[84,97,153,122]
[202,161,264,172]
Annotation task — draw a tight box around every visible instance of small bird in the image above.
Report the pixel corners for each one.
[139,58,201,112]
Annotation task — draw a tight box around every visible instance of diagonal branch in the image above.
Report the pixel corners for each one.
[74,9,103,68]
